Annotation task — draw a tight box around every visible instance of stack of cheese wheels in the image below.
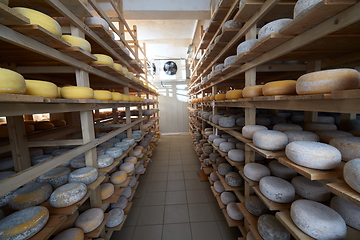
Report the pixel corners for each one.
[215,93,226,100]
[12,7,62,37]
[61,35,91,52]
[91,54,114,66]
[226,89,243,99]
[296,68,360,95]
[93,90,112,100]
[262,80,297,96]
[242,85,264,98]
[25,80,58,98]
[0,68,26,94]
[61,86,94,99]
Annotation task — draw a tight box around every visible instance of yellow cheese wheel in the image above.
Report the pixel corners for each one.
[91,54,114,66]
[93,90,112,100]
[122,95,129,101]
[210,95,216,101]
[34,121,55,130]
[61,35,91,53]
[0,125,8,138]
[53,228,84,240]
[113,63,123,72]
[262,80,297,96]
[12,7,62,37]
[296,69,360,95]
[57,87,62,98]
[51,119,67,127]
[25,123,35,133]
[203,96,211,101]
[110,170,127,184]
[0,68,26,94]
[128,95,136,102]
[242,85,264,98]
[111,92,123,100]
[61,86,94,99]
[215,93,227,101]
[100,183,114,200]
[226,90,243,99]
[25,80,58,98]
[122,67,129,75]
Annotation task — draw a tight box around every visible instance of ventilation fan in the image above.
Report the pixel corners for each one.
[163,61,177,75]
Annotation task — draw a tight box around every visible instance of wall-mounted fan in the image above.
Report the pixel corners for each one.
[163,61,177,75]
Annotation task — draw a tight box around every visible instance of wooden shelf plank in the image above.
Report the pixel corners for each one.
[234,52,262,64]
[88,175,106,191]
[219,28,242,43]
[105,215,127,231]
[278,157,344,180]
[216,195,226,209]
[102,187,124,204]
[124,201,132,215]
[250,33,294,53]
[326,181,360,207]
[253,186,292,211]
[84,213,110,238]
[276,211,315,240]
[238,165,258,186]
[0,2,30,25]
[222,208,244,227]
[58,0,93,18]
[247,143,285,159]
[0,93,44,102]
[216,171,245,191]
[332,89,360,99]
[233,190,245,203]
[224,129,252,144]
[29,215,66,240]
[225,156,245,167]
[57,46,97,62]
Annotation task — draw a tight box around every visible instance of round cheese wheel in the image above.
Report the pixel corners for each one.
[258,214,290,240]
[215,64,224,73]
[61,86,94,99]
[0,68,26,94]
[219,117,235,128]
[344,158,360,194]
[242,125,268,139]
[214,180,225,193]
[284,130,319,142]
[245,195,269,216]
[253,130,288,150]
[213,138,226,147]
[316,130,352,143]
[128,176,137,188]
[268,160,297,179]
[237,39,258,56]
[124,156,137,164]
[100,183,114,200]
[210,172,219,182]
[304,122,337,132]
[37,167,70,187]
[120,162,135,173]
[220,191,236,205]
[34,121,55,130]
[225,172,243,187]
[53,211,79,235]
[296,69,360,95]
[224,55,237,68]
[8,182,52,210]
[317,115,335,124]
[330,136,360,161]
[331,196,360,231]
[218,163,233,176]
[226,202,243,220]
[110,170,127,184]
[262,80,297,96]
[244,163,270,182]
[111,92,123,101]
[286,141,341,170]
[113,63,123,72]
[106,208,124,227]
[105,147,123,158]
[242,85,264,98]
[92,54,114,66]
[256,117,271,126]
[31,154,53,165]
[219,142,235,152]
[260,176,295,203]
[258,18,293,41]
[226,89,243,99]
[122,138,135,145]
[61,35,91,53]
[69,167,98,185]
[53,228,84,240]
[97,154,114,168]
[12,7,62,37]
[70,158,86,169]
[51,119,66,127]
[215,93,226,101]
[291,200,346,239]
[227,149,245,162]
[0,206,49,239]
[111,196,128,209]
[121,186,131,198]
[273,123,302,132]
[93,90,112,100]
[75,208,104,233]
[294,0,322,19]
[50,182,87,208]
[291,176,330,202]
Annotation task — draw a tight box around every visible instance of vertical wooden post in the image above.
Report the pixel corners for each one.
[340,113,356,130]
[138,91,143,131]
[124,87,132,138]
[112,108,118,124]
[304,60,321,123]
[133,25,139,61]
[117,0,125,38]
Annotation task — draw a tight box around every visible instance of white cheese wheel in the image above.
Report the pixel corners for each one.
[258,19,293,41]
[268,160,297,179]
[220,191,236,205]
[285,141,341,170]
[97,154,114,168]
[93,90,112,100]
[242,85,264,98]
[242,125,268,139]
[133,149,142,157]
[291,176,330,202]
[291,200,346,239]
[260,176,295,203]
[294,0,322,19]
[84,16,109,29]
[245,195,269,216]
[317,115,335,124]
[31,154,53,165]
[316,130,352,143]
[122,138,135,145]
[226,202,243,220]
[344,158,360,194]
[70,158,86,169]
[61,86,94,99]
[69,167,98,185]
[237,39,258,56]
[331,196,360,231]
[100,183,114,200]
[119,162,135,173]
[110,171,127,184]
[50,182,87,208]
[111,196,128,209]
[213,138,227,147]
[219,117,235,128]
[235,117,245,127]
[61,35,91,53]
[37,167,70,187]
[258,214,290,240]
[24,80,58,98]
[330,136,360,161]
[0,206,49,240]
[224,55,237,68]
[227,149,245,162]
[210,172,219,182]
[284,130,319,142]
[105,147,123,158]
[225,172,243,187]
[219,142,235,152]
[8,182,52,210]
[135,164,144,173]
[273,123,302,132]
[75,208,104,233]
[211,114,223,124]
[12,7,62,37]
[121,186,131,198]
[215,64,224,73]
[215,93,226,101]
[106,208,124,227]
[53,228,84,240]
[91,54,114,66]
[222,20,242,32]
[296,68,360,95]
[114,142,130,151]
[0,157,14,171]
[128,176,137,188]
[214,180,225,193]
[253,130,288,150]
[244,163,270,182]
[262,80,297,96]
[304,122,337,132]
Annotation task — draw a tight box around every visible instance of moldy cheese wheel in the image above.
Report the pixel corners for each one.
[226,89,243,99]
[296,68,360,95]
[0,68,26,94]
[262,80,297,96]
[242,85,264,98]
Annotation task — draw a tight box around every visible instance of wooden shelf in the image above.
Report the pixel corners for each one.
[29,215,66,240]
[222,208,244,227]
[105,215,127,231]
[237,203,258,227]
[216,195,226,209]
[276,211,315,240]
[216,171,244,191]
[225,156,245,167]
[114,177,131,188]
[84,213,110,238]
[0,2,30,25]
[253,186,292,211]
[326,181,360,207]
[58,46,97,62]
[102,187,124,204]
[250,33,294,53]
[124,201,132,215]
[233,190,245,203]
[224,129,252,144]
[246,143,285,159]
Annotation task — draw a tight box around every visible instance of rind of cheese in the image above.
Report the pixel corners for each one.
[100,183,114,200]
[25,123,35,133]
[93,90,112,100]
[50,182,87,208]
[119,162,135,173]
[37,167,71,187]
[258,18,293,41]
[113,63,123,72]
[262,80,297,96]
[296,69,360,95]
[242,85,264,98]
[68,167,98,185]
[61,35,91,53]
[0,206,49,239]
[210,95,216,101]
[61,86,94,99]
[226,90,243,99]
[84,17,109,29]
[106,208,124,227]
[0,67,26,94]
[97,154,114,168]
[53,228,84,240]
[91,54,114,66]
[12,7,62,37]
[329,136,360,161]
[215,93,226,101]
[75,208,104,233]
[110,170,127,184]
[111,92,123,101]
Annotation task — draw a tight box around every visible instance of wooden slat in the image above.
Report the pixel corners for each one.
[247,143,285,159]
[57,46,97,62]
[88,176,106,191]
[250,33,294,53]
[326,182,360,207]
[332,89,360,99]
[0,93,44,102]
[124,201,132,215]
[253,186,292,211]
[237,203,258,227]
[225,156,245,167]
[224,129,252,143]
[233,190,245,202]
[235,52,262,64]
[0,2,30,25]
[222,208,244,227]
[84,213,110,238]
[59,0,93,17]
[29,215,66,240]
[276,211,315,240]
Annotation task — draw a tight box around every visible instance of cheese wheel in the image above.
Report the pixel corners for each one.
[225,172,243,187]
[262,80,297,96]
[84,16,109,29]
[210,95,216,101]
[316,130,353,143]
[253,130,288,150]
[220,191,236,205]
[294,0,327,19]
[97,154,114,168]
[111,196,128,209]
[61,35,91,53]
[331,196,360,231]
[119,162,135,173]
[121,186,131,198]
[105,147,123,158]
[61,86,94,99]
[31,154,53,165]
[242,125,268,139]
[25,123,35,133]
[51,119,67,127]
[304,122,337,132]
[260,176,295,203]
[344,159,360,194]
[100,183,114,200]
[70,158,86,169]
[244,163,271,181]
[122,138,135,145]
[291,176,330,202]
[258,214,290,240]
[218,163,233,176]
[224,55,237,68]
[110,170,127,184]
[0,68,26,94]
[75,208,104,233]
[37,167,71,187]
[50,182,87,208]
[34,121,55,130]
[245,195,269,216]
[128,176,137,188]
[215,93,226,100]
[225,90,243,99]
[242,85,264,98]
[226,202,243,220]
[258,19,293,41]
[114,142,130,151]
[53,228,84,240]
[273,123,302,132]
[284,130,320,142]
[268,160,297,179]
[237,39,258,56]
[296,69,360,95]
[329,136,360,161]
[0,206,49,239]
[12,7,62,37]
[227,149,245,162]
[106,208,124,227]
[91,54,114,66]
[68,167,98,185]
[111,92,123,101]
[93,90,112,100]
[214,180,225,193]
[113,63,123,72]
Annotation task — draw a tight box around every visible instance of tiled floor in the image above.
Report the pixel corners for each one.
[111,134,241,240]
